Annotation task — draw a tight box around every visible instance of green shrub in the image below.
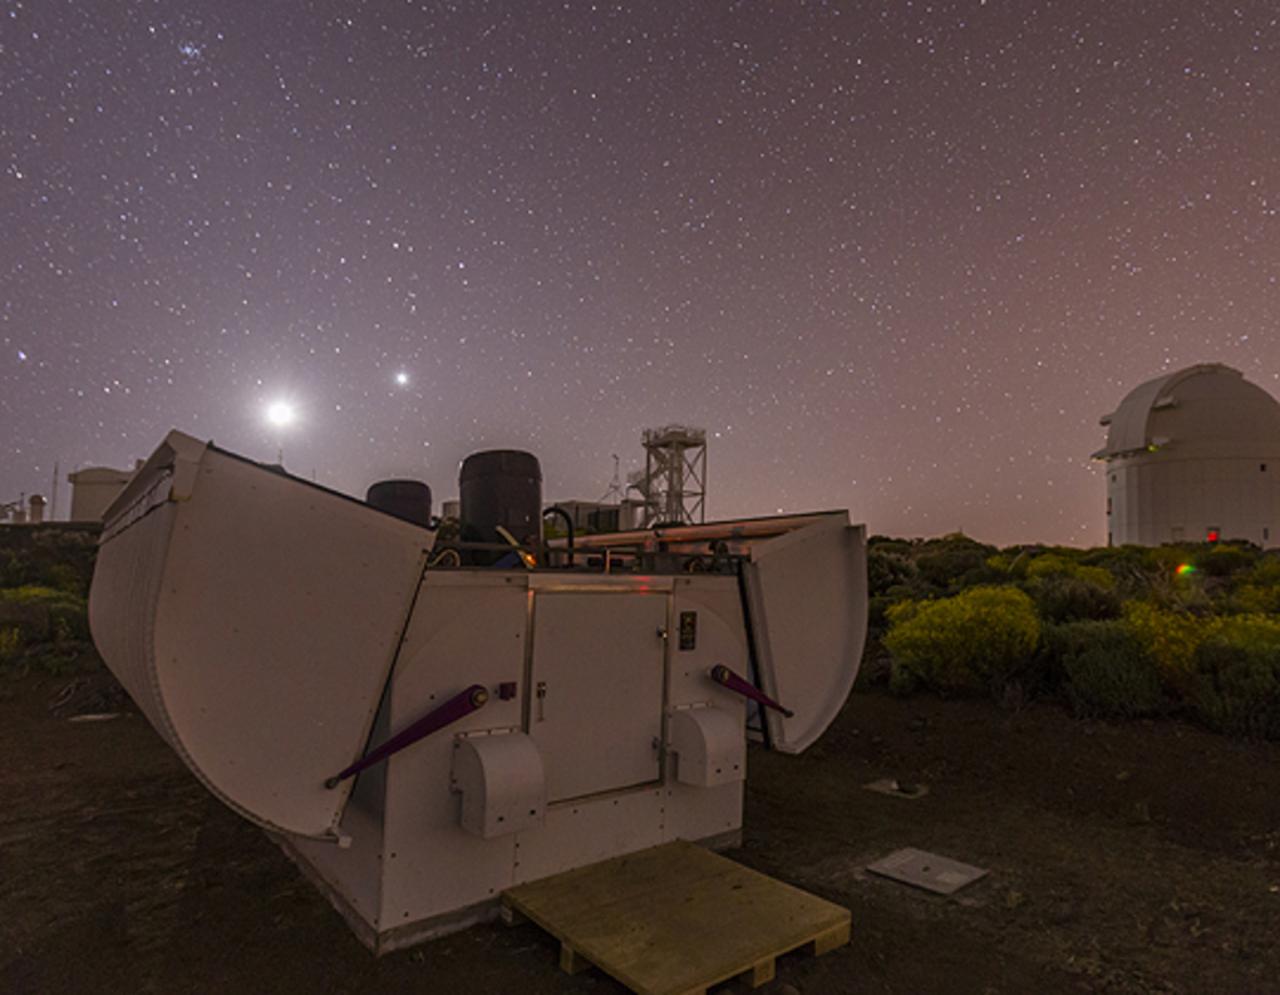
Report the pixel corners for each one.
[43,562,87,596]
[0,585,82,607]
[1120,601,1210,693]
[0,583,92,673]
[1045,620,1165,718]
[867,547,917,597]
[1191,616,1280,738]
[1065,648,1165,718]
[915,550,995,591]
[1028,574,1122,623]
[867,595,894,638]
[1228,557,1280,614]
[0,626,20,665]
[884,586,1040,695]
[49,602,90,644]
[868,536,914,557]
[910,534,999,592]
[1041,618,1124,677]
[1192,545,1257,578]
[1229,582,1280,615]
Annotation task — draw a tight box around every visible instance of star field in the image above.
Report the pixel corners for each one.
[3,1,1278,543]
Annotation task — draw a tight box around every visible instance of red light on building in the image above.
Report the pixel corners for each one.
[1206,527,1220,543]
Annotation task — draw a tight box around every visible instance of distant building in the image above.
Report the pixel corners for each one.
[1093,363,1280,547]
[546,500,628,534]
[67,464,139,522]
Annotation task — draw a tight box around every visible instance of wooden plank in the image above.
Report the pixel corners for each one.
[503,840,850,995]
[559,942,589,974]
[744,957,776,987]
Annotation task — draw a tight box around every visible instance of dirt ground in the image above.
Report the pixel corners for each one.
[2,669,1278,995]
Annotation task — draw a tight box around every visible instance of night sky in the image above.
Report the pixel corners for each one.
[4,1,1278,545]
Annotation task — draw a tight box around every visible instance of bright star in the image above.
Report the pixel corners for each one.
[265,400,296,427]
[394,370,409,386]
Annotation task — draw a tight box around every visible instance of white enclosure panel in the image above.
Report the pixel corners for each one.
[528,592,667,802]
[90,431,432,838]
[661,779,743,844]
[288,798,387,929]
[746,517,868,755]
[667,579,749,712]
[511,789,667,884]
[380,578,529,926]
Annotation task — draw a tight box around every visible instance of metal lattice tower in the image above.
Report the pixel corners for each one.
[628,425,707,527]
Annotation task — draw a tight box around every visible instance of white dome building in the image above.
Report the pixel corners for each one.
[1093,363,1280,547]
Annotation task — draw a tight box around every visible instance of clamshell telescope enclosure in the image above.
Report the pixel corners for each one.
[89,431,867,952]
[1093,363,1280,547]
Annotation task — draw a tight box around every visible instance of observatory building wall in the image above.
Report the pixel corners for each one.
[1096,364,1280,547]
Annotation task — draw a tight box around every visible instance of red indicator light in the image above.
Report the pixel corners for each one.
[1207,529,1220,543]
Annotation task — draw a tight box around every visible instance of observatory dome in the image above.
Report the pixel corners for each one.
[1094,363,1280,547]
[1096,363,1280,462]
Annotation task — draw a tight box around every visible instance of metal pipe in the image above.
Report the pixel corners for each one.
[324,684,489,788]
[549,510,846,552]
[541,505,575,567]
[710,664,794,718]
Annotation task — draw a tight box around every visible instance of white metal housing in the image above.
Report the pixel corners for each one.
[89,431,868,952]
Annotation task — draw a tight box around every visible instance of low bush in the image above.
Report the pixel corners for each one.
[1044,620,1165,718]
[0,584,93,675]
[0,626,20,664]
[1027,574,1122,623]
[1229,582,1280,615]
[911,534,1000,592]
[860,534,1280,739]
[884,586,1040,695]
[867,547,917,597]
[1190,616,1280,738]
[1191,544,1256,578]
[1120,602,1209,694]
[0,585,83,607]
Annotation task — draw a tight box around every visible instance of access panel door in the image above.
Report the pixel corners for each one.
[529,592,667,803]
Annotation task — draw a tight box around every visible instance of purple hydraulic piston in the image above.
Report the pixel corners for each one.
[324,683,489,788]
[709,664,794,718]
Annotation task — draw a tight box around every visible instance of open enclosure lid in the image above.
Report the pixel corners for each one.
[548,510,868,754]
[90,431,433,838]
[742,514,868,754]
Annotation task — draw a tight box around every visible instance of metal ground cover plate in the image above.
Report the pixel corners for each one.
[866,848,988,895]
[863,778,930,799]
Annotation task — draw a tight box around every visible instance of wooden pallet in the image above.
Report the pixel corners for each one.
[502,840,850,995]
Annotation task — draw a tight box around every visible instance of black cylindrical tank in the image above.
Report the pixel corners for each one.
[459,450,542,563]
[366,479,433,527]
